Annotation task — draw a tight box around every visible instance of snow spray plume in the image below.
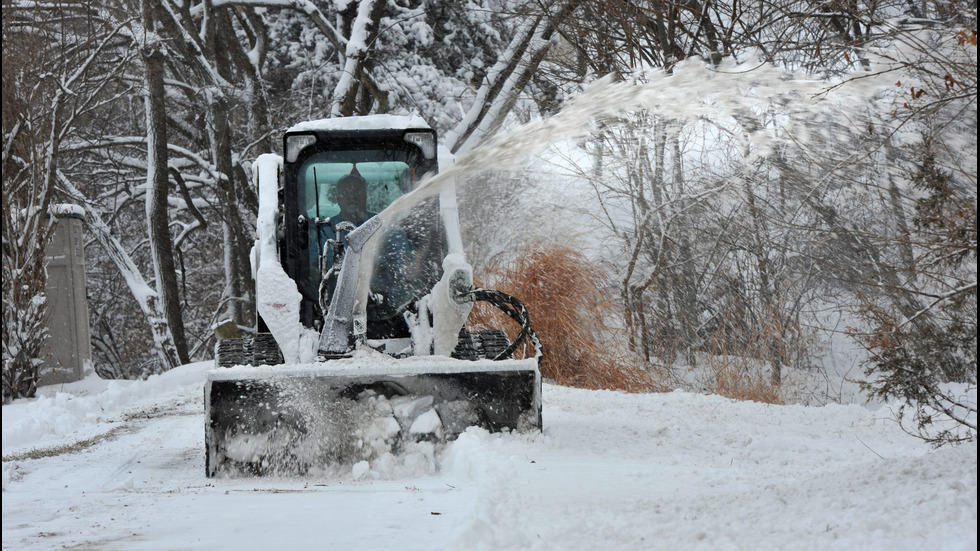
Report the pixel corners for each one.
[355,56,890,354]
[375,54,872,232]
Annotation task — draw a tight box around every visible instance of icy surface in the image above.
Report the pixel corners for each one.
[3,362,976,550]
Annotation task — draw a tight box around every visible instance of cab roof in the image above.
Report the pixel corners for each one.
[287,114,431,134]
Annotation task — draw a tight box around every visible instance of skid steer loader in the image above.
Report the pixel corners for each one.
[205,115,541,476]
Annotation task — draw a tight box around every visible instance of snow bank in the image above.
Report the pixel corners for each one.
[2,363,209,457]
[438,386,976,551]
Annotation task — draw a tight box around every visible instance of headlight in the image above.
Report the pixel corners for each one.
[403,131,436,159]
[285,134,317,162]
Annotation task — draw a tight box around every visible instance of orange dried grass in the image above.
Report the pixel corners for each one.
[619,304,788,403]
[709,357,782,404]
[703,320,783,404]
[470,245,661,392]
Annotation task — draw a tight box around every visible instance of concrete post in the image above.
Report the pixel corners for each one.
[40,207,92,385]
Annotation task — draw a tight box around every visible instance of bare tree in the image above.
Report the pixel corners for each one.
[2,0,138,395]
[141,0,189,368]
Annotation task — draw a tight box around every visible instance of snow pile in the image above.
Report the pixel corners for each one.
[437,387,977,551]
[213,388,440,480]
[2,363,208,458]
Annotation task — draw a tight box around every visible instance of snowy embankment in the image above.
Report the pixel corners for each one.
[2,363,976,551]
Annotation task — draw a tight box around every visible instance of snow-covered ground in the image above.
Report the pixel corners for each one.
[2,362,976,550]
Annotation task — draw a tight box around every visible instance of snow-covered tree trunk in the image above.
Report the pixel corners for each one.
[142,1,188,369]
[331,0,387,117]
[668,133,700,366]
[204,7,253,331]
[445,6,568,154]
[742,176,783,385]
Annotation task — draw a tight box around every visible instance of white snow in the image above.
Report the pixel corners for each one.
[288,113,430,133]
[207,349,538,380]
[409,408,444,437]
[48,203,85,218]
[3,361,975,550]
[252,153,319,364]
[423,254,474,357]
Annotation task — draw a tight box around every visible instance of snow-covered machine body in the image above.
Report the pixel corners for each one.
[206,115,541,476]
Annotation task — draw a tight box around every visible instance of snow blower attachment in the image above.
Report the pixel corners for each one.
[206,116,541,476]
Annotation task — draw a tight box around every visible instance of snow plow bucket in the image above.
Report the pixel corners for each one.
[205,358,541,477]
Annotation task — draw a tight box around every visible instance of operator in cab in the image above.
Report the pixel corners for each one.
[316,170,415,326]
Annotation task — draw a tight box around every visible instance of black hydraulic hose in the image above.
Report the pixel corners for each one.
[467,288,543,361]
